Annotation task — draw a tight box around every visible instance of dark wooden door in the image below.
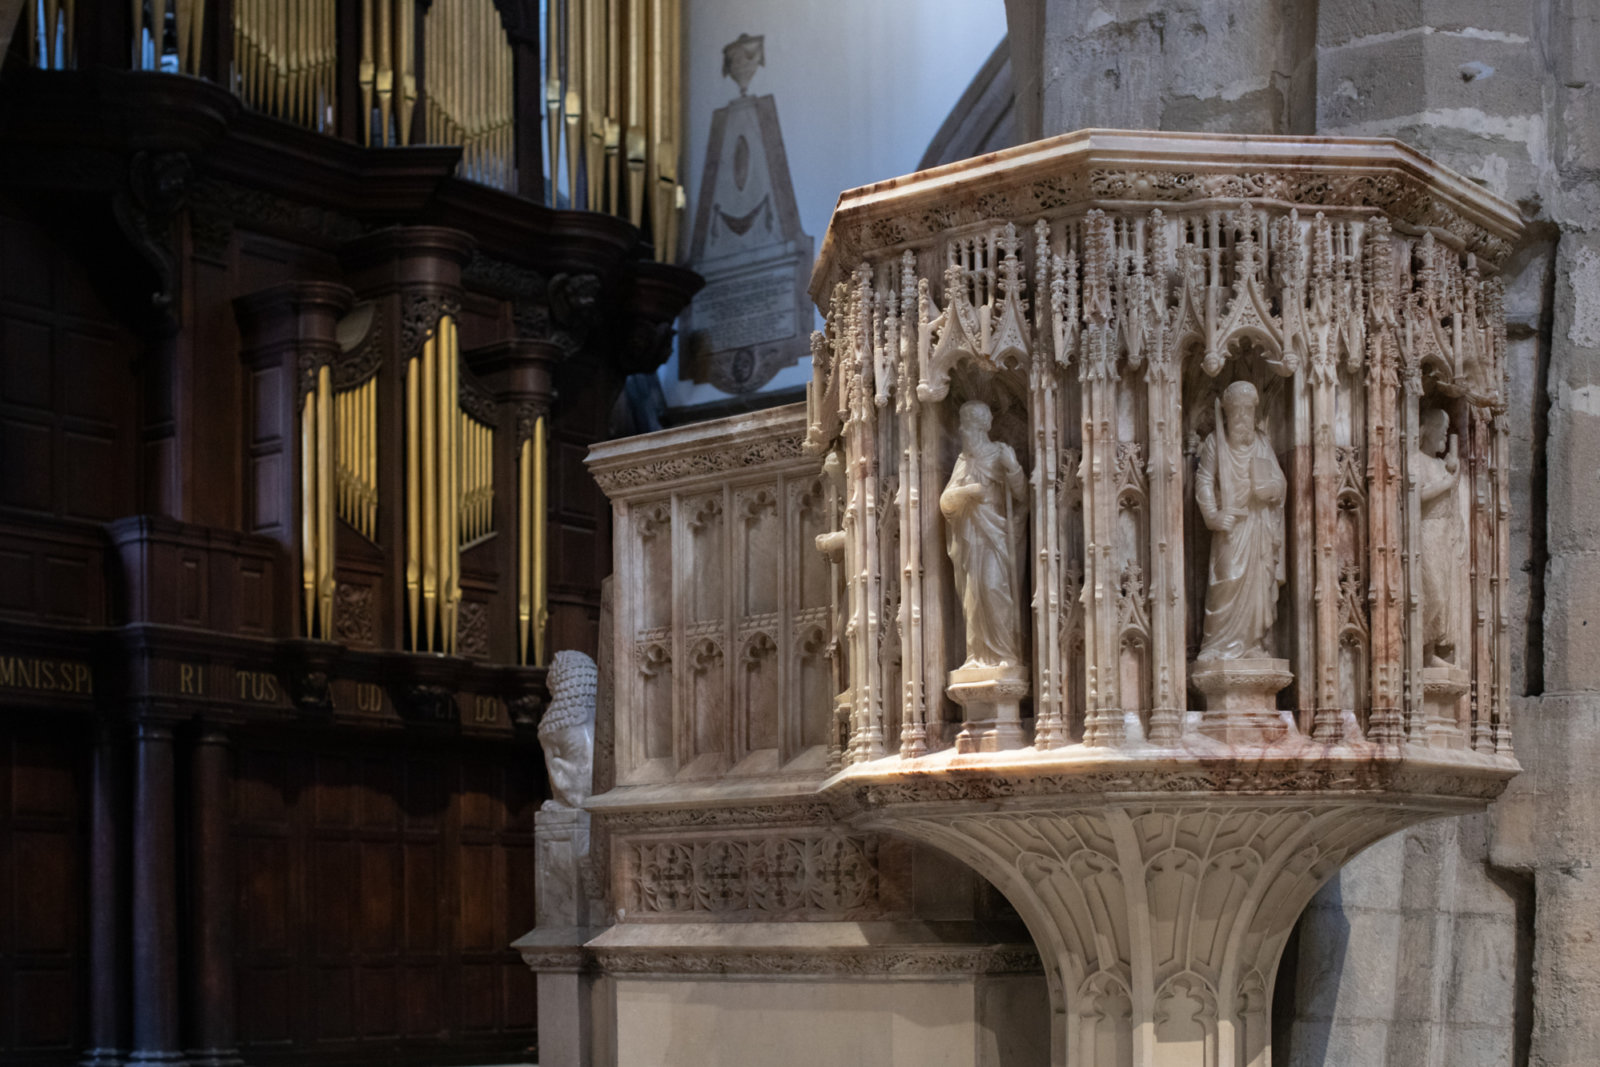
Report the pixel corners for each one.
[231,733,540,1066]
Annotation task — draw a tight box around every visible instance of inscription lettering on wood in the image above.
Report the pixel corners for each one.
[180,663,206,696]
[471,695,504,726]
[0,655,94,696]
[235,670,281,704]
[355,683,384,712]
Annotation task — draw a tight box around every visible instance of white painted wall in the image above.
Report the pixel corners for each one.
[660,0,1007,410]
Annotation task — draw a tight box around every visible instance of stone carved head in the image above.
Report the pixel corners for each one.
[1420,407,1450,455]
[958,399,994,450]
[1221,380,1259,445]
[539,650,597,809]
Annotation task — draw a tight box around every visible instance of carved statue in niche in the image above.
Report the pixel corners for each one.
[1417,407,1463,667]
[940,400,1027,669]
[941,399,1029,753]
[539,650,597,810]
[1195,381,1287,662]
[815,448,851,767]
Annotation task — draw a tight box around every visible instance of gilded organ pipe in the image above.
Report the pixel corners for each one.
[299,367,337,640]
[405,314,485,655]
[406,354,421,650]
[644,0,656,228]
[301,380,318,636]
[420,326,437,650]
[316,363,334,639]
[534,412,553,662]
[647,0,682,260]
[518,435,532,664]
[605,0,622,215]
[425,0,514,190]
[233,0,336,129]
[584,0,605,212]
[457,410,494,545]
[438,318,455,654]
[335,375,379,541]
[397,0,416,144]
[543,0,681,257]
[367,379,378,534]
[358,0,416,146]
[563,0,582,201]
[624,0,645,227]
[545,0,562,203]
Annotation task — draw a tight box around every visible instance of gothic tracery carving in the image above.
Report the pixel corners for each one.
[804,150,1514,757]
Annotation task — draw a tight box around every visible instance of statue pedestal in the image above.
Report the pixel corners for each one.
[518,807,596,1067]
[1422,666,1470,749]
[948,666,1029,753]
[1191,658,1294,745]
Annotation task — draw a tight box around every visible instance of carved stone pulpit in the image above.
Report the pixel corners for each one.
[804,130,1522,1065]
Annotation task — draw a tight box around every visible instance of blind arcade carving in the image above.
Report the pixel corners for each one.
[805,132,1519,758]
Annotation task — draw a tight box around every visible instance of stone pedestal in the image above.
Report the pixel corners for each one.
[515,808,594,1067]
[949,666,1029,753]
[1191,659,1294,745]
[1422,666,1470,749]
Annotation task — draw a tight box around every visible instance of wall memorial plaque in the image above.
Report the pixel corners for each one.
[681,34,814,395]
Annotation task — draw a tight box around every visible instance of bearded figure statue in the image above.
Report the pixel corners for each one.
[1195,380,1287,662]
[538,650,597,810]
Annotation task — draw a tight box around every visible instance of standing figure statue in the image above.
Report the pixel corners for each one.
[1195,381,1287,661]
[1416,408,1462,667]
[940,400,1027,669]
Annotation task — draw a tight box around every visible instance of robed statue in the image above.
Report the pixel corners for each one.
[1196,381,1287,661]
[1416,407,1463,667]
[940,401,1027,669]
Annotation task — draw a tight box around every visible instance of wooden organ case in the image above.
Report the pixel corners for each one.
[0,3,700,1064]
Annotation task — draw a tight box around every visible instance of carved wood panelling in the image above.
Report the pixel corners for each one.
[231,739,538,1057]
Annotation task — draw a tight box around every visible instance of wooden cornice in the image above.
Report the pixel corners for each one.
[0,66,694,290]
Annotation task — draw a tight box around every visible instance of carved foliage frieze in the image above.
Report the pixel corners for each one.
[620,830,884,921]
[400,292,463,360]
[591,434,807,494]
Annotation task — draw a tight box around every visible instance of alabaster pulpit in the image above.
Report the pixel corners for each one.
[803,130,1521,1066]
[550,130,1523,1067]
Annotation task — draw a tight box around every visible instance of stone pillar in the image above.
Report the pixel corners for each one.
[130,720,185,1066]
[1523,8,1600,1051]
[1288,1,1600,1063]
[188,724,241,1067]
[1286,816,1528,1065]
[520,808,594,1067]
[82,720,127,1067]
